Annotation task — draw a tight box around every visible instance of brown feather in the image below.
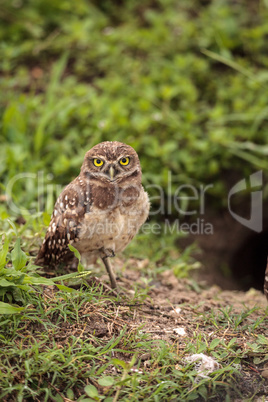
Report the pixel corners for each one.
[35,176,91,266]
[35,141,150,284]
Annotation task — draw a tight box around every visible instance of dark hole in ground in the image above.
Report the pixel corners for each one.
[188,210,268,293]
[231,230,268,291]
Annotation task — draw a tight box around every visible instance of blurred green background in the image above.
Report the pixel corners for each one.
[1,0,268,217]
[2,4,268,399]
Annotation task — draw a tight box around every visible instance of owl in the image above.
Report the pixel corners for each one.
[35,141,150,289]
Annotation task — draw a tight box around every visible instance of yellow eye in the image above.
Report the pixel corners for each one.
[93,158,104,167]
[119,157,130,166]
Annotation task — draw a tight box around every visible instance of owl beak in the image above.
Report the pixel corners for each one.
[109,166,115,180]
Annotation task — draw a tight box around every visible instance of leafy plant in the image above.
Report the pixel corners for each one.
[0,235,90,312]
[0,2,268,400]
[1,0,268,218]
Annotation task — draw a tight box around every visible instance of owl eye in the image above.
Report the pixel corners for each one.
[93,158,104,167]
[119,157,130,166]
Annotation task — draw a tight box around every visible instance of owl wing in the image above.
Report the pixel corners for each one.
[35,178,91,266]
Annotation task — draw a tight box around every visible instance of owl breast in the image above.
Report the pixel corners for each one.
[76,187,149,264]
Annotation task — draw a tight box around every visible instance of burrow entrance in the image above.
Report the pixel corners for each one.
[231,229,268,291]
[188,210,268,292]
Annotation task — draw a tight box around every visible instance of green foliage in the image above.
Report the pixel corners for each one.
[1,283,267,401]
[0,234,91,310]
[0,301,24,314]
[69,243,85,273]
[0,2,268,400]
[1,0,268,216]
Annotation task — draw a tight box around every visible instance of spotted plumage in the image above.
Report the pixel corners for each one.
[35,141,150,288]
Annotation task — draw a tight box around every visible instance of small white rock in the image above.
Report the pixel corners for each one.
[170,307,182,315]
[186,353,220,378]
[173,327,187,336]
[130,368,143,374]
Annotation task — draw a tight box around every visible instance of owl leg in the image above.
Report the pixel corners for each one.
[99,247,116,289]
[99,248,115,258]
[102,257,117,289]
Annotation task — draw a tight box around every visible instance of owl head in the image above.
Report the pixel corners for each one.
[81,141,142,185]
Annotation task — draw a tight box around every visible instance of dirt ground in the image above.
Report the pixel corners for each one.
[111,266,268,401]
[42,257,268,401]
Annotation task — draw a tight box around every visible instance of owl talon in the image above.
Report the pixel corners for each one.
[99,247,115,259]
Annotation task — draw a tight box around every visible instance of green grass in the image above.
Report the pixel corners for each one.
[1,1,268,400]
[1,271,267,401]
[0,232,267,401]
[1,0,268,216]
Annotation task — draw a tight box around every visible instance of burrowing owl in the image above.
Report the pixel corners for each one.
[35,141,150,288]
